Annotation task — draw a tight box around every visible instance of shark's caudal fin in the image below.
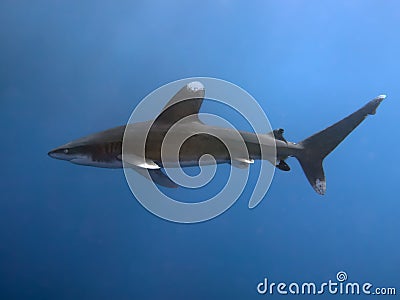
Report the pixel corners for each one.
[294,95,386,195]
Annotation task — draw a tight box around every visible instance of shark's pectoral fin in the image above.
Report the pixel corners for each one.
[131,167,178,188]
[119,154,177,187]
[118,154,160,169]
[230,158,254,169]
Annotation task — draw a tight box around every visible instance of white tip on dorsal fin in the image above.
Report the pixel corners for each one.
[152,81,205,125]
[186,81,205,92]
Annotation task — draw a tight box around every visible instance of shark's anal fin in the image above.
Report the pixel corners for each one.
[276,160,290,171]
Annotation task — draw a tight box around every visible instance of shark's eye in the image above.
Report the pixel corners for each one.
[63,149,69,154]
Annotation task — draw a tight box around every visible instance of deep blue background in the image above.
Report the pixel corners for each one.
[1,1,399,299]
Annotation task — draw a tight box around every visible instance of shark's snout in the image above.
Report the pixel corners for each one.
[48,147,72,161]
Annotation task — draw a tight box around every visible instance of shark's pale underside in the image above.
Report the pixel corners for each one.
[48,82,385,195]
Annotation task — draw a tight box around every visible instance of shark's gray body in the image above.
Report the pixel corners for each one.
[48,82,385,194]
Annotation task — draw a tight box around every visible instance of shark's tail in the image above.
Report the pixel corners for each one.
[294,95,386,195]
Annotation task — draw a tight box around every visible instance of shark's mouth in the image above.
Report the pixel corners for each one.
[70,157,122,168]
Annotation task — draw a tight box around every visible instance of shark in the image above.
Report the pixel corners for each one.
[48,81,386,195]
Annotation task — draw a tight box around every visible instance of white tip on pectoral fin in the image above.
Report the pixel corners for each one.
[120,154,160,169]
[137,161,160,169]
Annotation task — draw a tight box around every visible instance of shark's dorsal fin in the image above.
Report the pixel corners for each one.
[154,81,205,125]
[268,128,287,143]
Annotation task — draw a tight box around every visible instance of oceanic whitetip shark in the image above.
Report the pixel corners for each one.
[48,81,385,195]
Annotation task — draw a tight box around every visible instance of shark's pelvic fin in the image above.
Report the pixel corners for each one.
[231,158,254,169]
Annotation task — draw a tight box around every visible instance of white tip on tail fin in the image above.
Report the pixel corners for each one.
[315,179,326,195]
[295,95,385,195]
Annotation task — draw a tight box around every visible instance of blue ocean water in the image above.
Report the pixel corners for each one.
[1,1,399,299]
